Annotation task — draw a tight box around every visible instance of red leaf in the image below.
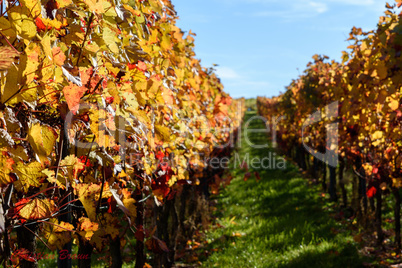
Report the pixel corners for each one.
[35,18,47,32]
[367,186,377,198]
[135,225,145,242]
[167,190,176,201]
[8,198,29,218]
[107,196,116,213]
[243,172,251,181]
[254,171,261,182]
[105,96,114,105]
[240,161,248,171]
[160,162,169,172]
[372,167,378,174]
[79,156,92,168]
[146,236,169,254]
[155,151,164,161]
[127,63,136,70]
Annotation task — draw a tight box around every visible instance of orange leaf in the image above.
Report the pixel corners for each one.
[161,87,174,105]
[52,47,66,66]
[77,217,99,240]
[0,151,14,187]
[15,198,55,220]
[137,61,147,71]
[63,83,86,114]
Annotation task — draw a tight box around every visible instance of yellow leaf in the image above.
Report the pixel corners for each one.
[389,98,399,111]
[60,155,84,182]
[28,122,58,164]
[160,35,172,51]
[103,27,119,54]
[41,17,64,30]
[56,0,73,8]
[0,18,16,39]
[2,67,21,105]
[372,62,387,80]
[84,0,104,13]
[155,125,171,142]
[89,213,120,251]
[19,0,41,17]
[99,213,119,238]
[42,169,66,190]
[372,131,383,140]
[23,43,41,84]
[9,6,37,40]
[75,184,100,221]
[13,161,43,193]
[42,218,74,251]
[40,34,53,61]
[122,196,136,222]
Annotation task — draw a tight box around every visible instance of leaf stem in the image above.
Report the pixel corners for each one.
[75,13,94,68]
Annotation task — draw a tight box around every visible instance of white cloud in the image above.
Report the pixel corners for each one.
[325,0,375,6]
[240,0,375,5]
[239,0,384,20]
[252,1,329,19]
[216,66,243,79]
[214,66,272,97]
[310,2,328,13]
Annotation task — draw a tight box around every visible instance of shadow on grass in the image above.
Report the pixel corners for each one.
[200,111,369,268]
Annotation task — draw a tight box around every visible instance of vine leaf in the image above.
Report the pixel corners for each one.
[19,198,55,220]
[8,6,37,40]
[42,218,74,250]
[75,183,100,221]
[0,151,15,187]
[63,82,87,114]
[10,198,55,221]
[28,122,58,165]
[77,217,99,240]
[42,169,66,190]
[389,98,399,111]
[146,236,169,254]
[13,161,43,193]
[60,155,85,183]
[0,47,19,71]
[52,47,66,66]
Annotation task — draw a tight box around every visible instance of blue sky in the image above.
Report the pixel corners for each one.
[172,0,391,98]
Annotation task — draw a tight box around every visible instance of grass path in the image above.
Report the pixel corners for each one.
[199,110,368,267]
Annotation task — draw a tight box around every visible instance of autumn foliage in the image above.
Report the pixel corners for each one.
[257,0,402,251]
[0,0,243,266]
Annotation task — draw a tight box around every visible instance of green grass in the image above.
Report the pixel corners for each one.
[199,110,369,268]
[244,98,256,111]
